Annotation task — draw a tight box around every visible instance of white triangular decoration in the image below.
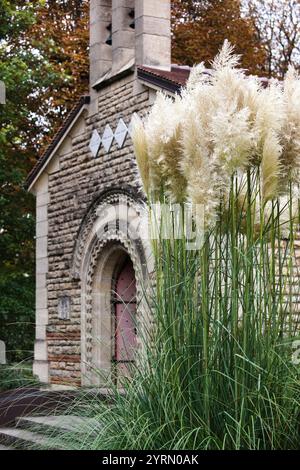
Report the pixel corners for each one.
[115,118,128,148]
[89,129,101,158]
[102,124,114,152]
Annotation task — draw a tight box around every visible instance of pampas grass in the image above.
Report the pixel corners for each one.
[133,41,300,225]
[131,115,150,194]
[261,132,282,202]
[42,178,300,449]
[33,43,300,452]
[282,67,300,181]
[142,93,187,201]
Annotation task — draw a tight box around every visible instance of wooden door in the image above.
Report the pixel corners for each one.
[114,258,137,379]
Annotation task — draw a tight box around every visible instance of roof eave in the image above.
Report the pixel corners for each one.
[92,63,135,91]
[137,68,182,95]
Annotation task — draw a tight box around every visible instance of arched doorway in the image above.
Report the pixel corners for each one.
[78,189,151,387]
[113,256,137,381]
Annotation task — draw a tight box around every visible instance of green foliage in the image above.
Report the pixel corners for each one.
[0,362,39,392]
[0,0,87,367]
[0,1,59,362]
[0,274,35,362]
[0,1,35,39]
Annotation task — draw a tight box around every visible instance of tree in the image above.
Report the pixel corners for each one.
[0,0,62,361]
[244,0,300,78]
[172,0,267,75]
[29,0,89,140]
[0,1,88,362]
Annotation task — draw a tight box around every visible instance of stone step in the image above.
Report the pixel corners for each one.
[16,415,101,436]
[0,411,105,450]
[0,427,63,450]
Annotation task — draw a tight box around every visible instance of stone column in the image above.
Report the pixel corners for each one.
[135,0,171,70]
[112,0,135,74]
[90,0,113,89]
[0,341,6,365]
[32,173,49,384]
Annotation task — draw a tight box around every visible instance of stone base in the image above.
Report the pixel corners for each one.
[33,360,49,384]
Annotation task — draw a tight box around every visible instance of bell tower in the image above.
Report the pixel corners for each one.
[111,0,136,76]
[89,0,171,91]
[89,0,113,90]
[135,0,171,71]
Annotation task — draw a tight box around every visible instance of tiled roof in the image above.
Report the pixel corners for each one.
[139,65,191,86]
[137,65,270,92]
[137,65,191,93]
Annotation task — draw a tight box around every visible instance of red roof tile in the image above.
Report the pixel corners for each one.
[138,65,191,87]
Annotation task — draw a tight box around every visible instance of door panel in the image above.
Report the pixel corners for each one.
[114,258,137,379]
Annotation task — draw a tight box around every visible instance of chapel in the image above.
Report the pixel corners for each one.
[25,0,191,388]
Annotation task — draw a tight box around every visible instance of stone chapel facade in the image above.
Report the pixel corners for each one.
[25,0,191,388]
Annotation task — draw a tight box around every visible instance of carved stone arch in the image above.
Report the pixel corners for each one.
[71,186,146,281]
[75,188,152,386]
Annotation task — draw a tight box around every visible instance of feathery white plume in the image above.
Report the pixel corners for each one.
[131,115,149,194]
[261,131,282,202]
[132,41,300,230]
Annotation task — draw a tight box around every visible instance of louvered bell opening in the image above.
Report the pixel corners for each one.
[129,9,135,29]
[106,23,112,45]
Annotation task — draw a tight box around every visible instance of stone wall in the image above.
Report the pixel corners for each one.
[45,74,150,386]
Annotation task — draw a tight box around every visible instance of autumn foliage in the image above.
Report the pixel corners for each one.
[29,0,89,136]
[172,0,267,75]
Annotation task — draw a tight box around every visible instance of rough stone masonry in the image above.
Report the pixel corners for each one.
[25,0,184,388]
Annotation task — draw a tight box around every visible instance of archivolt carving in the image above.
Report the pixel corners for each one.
[71,187,145,280]
[84,232,144,367]
[73,187,150,382]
